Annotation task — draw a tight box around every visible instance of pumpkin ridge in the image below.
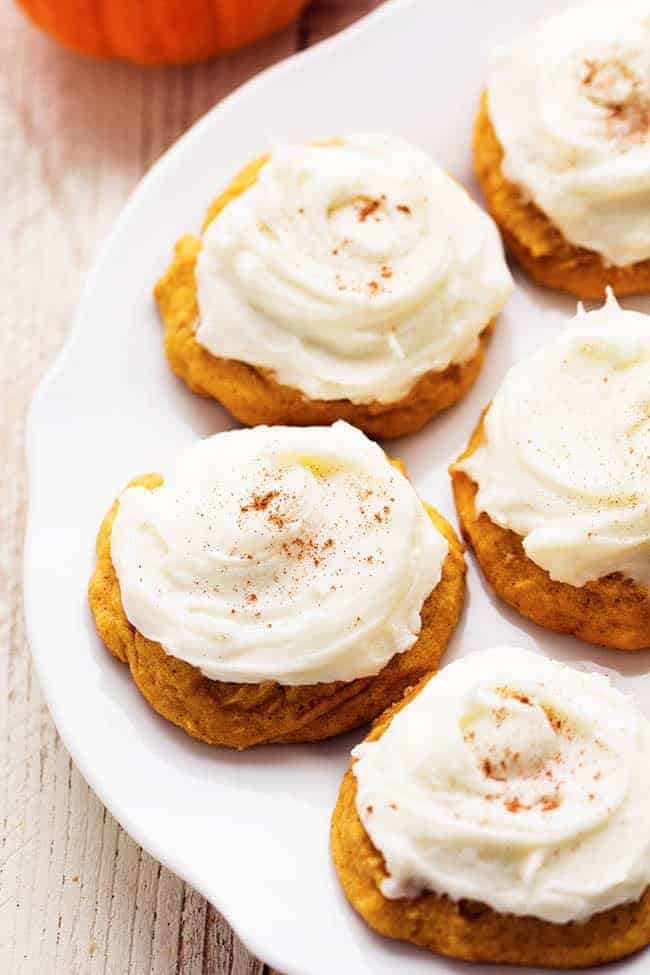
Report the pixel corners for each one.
[94,0,109,58]
[144,0,167,63]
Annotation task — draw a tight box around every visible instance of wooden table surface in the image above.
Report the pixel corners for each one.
[1,3,381,972]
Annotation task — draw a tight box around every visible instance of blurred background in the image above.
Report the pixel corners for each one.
[1,3,379,972]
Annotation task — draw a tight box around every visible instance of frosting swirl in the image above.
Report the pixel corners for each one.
[455,292,650,588]
[110,422,447,685]
[487,0,650,266]
[353,647,650,923]
[195,134,511,404]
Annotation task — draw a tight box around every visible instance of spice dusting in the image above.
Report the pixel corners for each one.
[581,56,650,144]
[357,194,386,222]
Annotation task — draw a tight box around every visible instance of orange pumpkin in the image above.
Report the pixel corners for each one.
[16,0,310,66]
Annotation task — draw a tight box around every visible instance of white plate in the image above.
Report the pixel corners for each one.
[24,1,650,972]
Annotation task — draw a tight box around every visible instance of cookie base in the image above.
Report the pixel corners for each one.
[450,414,650,651]
[331,686,650,968]
[155,156,494,440]
[473,92,650,300]
[88,474,466,749]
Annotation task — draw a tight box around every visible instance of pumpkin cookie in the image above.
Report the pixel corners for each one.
[155,135,511,438]
[89,421,465,748]
[451,294,650,651]
[475,2,650,299]
[332,647,650,967]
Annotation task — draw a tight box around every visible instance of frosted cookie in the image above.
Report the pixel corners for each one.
[332,647,650,967]
[89,421,465,748]
[451,292,649,650]
[475,0,650,298]
[155,135,512,438]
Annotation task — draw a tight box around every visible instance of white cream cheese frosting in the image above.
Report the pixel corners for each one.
[353,646,650,924]
[455,292,650,588]
[110,421,448,685]
[487,0,650,266]
[195,134,512,404]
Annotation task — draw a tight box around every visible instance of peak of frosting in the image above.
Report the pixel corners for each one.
[110,422,448,685]
[487,0,650,265]
[455,294,650,587]
[195,134,511,404]
[353,647,650,923]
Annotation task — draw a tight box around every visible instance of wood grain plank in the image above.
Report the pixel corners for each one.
[202,904,265,975]
[176,886,208,975]
[0,2,381,973]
